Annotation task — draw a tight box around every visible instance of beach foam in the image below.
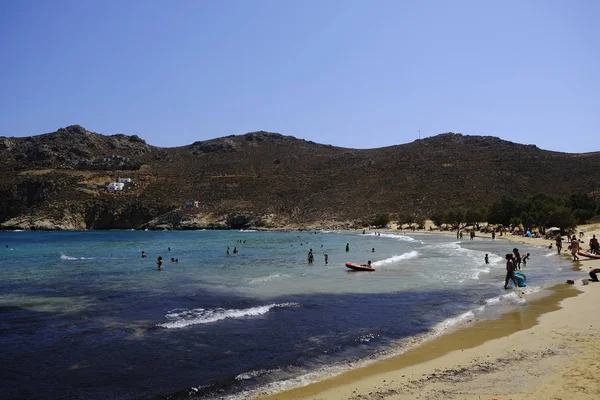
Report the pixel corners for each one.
[373,251,419,266]
[159,302,301,329]
[60,254,95,260]
[248,273,291,284]
[377,233,423,243]
[235,368,281,381]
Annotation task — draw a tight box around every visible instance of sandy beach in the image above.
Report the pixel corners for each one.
[258,224,600,400]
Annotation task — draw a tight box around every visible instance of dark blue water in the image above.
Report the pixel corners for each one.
[0,231,577,399]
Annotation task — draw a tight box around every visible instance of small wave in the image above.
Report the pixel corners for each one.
[248,274,290,284]
[238,229,257,232]
[470,266,491,280]
[432,310,477,335]
[373,251,419,266]
[235,368,281,381]
[377,233,422,243]
[545,252,556,257]
[60,254,95,260]
[159,302,300,329]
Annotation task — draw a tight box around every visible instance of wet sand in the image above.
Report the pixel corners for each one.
[257,224,600,400]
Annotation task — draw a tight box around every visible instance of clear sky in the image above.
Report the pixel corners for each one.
[1,0,598,152]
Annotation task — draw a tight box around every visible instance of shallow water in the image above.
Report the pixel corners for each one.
[0,230,578,399]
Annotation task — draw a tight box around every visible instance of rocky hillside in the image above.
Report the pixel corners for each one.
[0,125,598,230]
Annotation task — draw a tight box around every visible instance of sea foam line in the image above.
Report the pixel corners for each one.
[158,302,300,329]
[60,254,95,260]
[248,273,290,284]
[373,251,419,266]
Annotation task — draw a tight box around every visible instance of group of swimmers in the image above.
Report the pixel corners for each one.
[142,247,181,270]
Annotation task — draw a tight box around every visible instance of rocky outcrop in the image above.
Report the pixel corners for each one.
[142,210,227,230]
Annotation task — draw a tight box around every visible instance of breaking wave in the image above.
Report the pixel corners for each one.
[158,303,301,329]
[373,251,419,266]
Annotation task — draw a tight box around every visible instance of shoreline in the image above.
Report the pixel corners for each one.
[258,283,599,400]
[253,225,600,400]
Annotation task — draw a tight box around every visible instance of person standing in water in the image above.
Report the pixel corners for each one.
[504,254,518,289]
[345,243,350,252]
[556,235,562,254]
[522,253,530,266]
[484,254,489,264]
[141,251,147,258]
[226,247,230,255]
[324,254,328,264]
[308,249,314,264]
[157,256,163,270]
[513,248,522,270]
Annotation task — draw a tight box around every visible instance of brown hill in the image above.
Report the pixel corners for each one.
[0,125,599,230]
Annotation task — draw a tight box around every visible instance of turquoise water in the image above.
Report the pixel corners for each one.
[0,230,578,399]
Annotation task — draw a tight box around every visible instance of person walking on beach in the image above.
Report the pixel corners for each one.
[345,243,350,252]
[513,248,522,270]
[555,234,563,254]
[504,254,518,289]
[492,231,496,240]
[570,235,580,261]
[157,256,163,270]
[459,231,463,239]
[456,230,459,240]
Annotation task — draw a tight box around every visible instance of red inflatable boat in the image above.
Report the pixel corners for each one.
[345,262,375,271]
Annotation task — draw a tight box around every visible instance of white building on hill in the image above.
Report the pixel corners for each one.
[107,182,125,191]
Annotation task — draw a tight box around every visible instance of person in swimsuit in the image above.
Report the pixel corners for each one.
[513,248,522,270]
[504,254,517,289]
[570,235,579,261]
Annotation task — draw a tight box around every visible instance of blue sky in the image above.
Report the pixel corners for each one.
[1,0,598,152]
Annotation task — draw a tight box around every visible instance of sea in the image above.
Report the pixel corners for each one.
[0,230,579,400]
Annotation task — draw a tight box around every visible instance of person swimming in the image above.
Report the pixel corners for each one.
[142,251,147,258]
[157,256,163,270]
